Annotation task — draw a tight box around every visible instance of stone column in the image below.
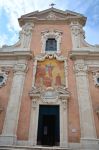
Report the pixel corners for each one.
[28,99,39,146]
[74,60,97,147]
[0,64,27,145]
[60,98,69,148]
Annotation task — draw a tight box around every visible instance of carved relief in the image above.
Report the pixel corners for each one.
[46,12,57,20]
[19,23,34,48]
[74,61,87,76]
[41,87,59,103]
[70,22,84,37]
[70,21,85,48]
[29,86,70,105]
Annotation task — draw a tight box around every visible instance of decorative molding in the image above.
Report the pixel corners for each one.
[0,70,8,88]
[41,30,62,53]
[0,51,33,60]
[70,50,99,60]
[93,71,99,87]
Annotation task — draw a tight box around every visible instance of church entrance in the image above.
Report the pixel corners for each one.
[37,105,60,146]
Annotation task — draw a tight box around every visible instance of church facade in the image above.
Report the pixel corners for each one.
[0,7,99,150]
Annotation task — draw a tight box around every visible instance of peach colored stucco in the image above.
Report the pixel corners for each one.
[88,71,99,138]
[17,60,33,140]
[17,23,81,142]
[30,24,72,56]
[68,59,81,142]
[0,69,13,134]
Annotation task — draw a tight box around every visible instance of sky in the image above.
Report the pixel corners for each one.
[0,0,99,47]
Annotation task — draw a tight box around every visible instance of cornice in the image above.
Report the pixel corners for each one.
[0,51,33,60]
[19,15,86,26]
[69,50,99,60]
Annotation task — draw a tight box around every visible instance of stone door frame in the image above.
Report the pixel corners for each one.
[29,87,70,148]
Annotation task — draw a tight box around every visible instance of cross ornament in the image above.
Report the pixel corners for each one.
[49,3,56,8]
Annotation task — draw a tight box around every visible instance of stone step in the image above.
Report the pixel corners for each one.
[0,146,71,150]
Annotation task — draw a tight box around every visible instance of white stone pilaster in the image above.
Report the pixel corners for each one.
[70,22,85,49]
[0,64,27,145]
[60,100,68,148]
[28,99,39,146]
[74,60,97,147]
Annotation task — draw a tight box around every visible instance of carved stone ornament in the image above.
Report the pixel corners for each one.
[29,86,41,99]
[0,70,8,88]
[41,87,59,103]
[20,23,34,36]
[93,71,99,87]
[74,62,87,75]
[13,64,28,73]
[29,86,70,105]
[18,23,34,48]
[70,22,85,37]
[46,12,57,20]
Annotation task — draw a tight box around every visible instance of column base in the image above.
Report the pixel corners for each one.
[0,135,17,146]
[60,141,69,148]
[80,138,99,149]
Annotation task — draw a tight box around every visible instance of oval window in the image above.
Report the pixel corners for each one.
[0,76,4,83]
[97,77,99,83]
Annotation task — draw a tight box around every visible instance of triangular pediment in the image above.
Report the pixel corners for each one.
[21,8,84,19]
[19,7,86,26]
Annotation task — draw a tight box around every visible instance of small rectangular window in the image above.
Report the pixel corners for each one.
[46,39,57,51]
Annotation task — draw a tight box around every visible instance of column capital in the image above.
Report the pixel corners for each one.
[13,63,28,73]
[74,62,88,76]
